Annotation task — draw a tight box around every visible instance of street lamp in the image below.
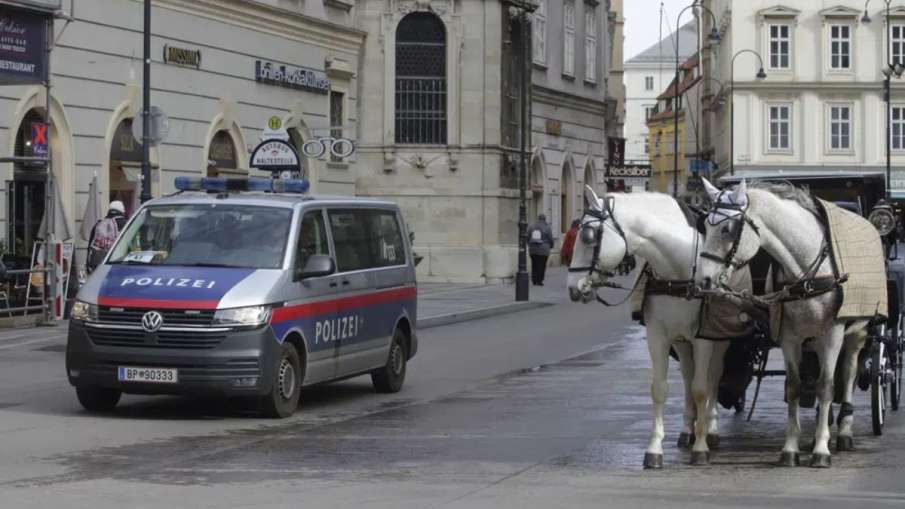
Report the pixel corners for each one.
[674,3,721,198]
[730,50,767,176]
[510,1,534,302]
[863,0,903,200]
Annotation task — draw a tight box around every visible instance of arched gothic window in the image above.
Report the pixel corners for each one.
[395,13,447,144]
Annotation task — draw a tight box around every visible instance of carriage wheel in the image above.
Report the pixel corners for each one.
[892,326,903,411]
[871,342,887,436]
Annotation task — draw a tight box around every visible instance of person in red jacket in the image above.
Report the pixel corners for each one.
[560,219,580,267]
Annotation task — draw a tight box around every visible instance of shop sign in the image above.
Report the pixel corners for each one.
[300,137,355,160]
[30,121,47,157]
[0,6,48,85]
[250,139,301,173]
[607,137,626,167]
[607,165,651,178]
[163,44,201,69]
[254,60,330,94]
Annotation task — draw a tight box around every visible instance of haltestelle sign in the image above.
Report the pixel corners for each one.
[250,139,301,172]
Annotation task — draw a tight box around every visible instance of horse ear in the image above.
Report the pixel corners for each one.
[584,185,602,211]
[733,179,748,203]
[702,178,720,201]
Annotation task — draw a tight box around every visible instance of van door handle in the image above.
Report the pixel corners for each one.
[341,280,350,286]
[329,281,338,288]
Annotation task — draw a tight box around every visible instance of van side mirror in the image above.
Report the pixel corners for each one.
[296,254,335,281]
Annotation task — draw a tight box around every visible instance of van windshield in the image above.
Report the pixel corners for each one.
[107,204,293,269]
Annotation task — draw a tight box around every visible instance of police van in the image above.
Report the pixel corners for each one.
[66,177,418,418]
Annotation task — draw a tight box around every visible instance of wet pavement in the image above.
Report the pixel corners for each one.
[0,271,903,507]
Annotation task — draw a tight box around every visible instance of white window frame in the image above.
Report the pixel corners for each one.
[584,8,597,83]
[533,0,547,65]
[826,102,853,154]
[891,104,905,152]
[829,23,852,71]
[768,23,791,70]
[644,76,654,91]
[766,103,793,153]
[563,1,575,77]
[644,104,655,121]
[892,23,905,65]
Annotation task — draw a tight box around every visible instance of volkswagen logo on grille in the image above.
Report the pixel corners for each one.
[141,311,164,333]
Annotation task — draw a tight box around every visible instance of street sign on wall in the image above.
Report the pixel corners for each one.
[0,5,49,85]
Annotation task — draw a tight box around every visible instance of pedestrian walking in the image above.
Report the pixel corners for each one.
[86,201,128,274]
[560,219,580,267]
[527,214,554,286]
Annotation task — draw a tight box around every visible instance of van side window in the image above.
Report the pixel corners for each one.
[367,210,406,267]
[329,210,372,272]
[297,211,329,269]
[328,209,407,272]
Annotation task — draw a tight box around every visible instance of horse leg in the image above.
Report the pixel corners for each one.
[674,341,696,449]
[690,339,714,465]
[780,340,803,467]
[836,324,868,452]
[811,326,845,468]
[643,327,671,469]
[706,340,730,449]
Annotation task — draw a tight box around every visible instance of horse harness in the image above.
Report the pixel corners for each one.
[703,191,848,305]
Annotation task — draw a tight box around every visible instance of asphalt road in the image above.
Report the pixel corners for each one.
[0,276,903,508]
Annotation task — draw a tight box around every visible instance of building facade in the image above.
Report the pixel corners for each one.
[623,20,697,164]
[606,0,626,142]
[355,0,614,283]
[704,0,905,187]
[0,0,363,264]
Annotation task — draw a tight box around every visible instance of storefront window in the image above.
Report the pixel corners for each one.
[207,130,242,177]
[108,118,143,217]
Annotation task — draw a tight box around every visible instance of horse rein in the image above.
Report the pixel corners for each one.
[701,193,761,270]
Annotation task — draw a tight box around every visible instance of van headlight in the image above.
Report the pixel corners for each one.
[212,306,271,327]
[71,301,98,322]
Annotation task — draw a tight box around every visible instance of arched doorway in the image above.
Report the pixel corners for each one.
[530,157,545,221]
[8,110,47,259]
[207,130,243,177]
[561,161,574,234]
[108,118,143,217]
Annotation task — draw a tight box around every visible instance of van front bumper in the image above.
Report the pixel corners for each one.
[66,321,280,397]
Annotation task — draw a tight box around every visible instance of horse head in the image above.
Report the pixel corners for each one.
[567,185,630,303]
[698,178,763,290]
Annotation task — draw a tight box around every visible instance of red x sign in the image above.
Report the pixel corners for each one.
[31,122,48,157]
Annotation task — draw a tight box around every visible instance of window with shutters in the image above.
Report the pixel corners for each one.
[563,1,575,77]
[585,9,597,83]
[395,13,447,144]
[533,0,547,65]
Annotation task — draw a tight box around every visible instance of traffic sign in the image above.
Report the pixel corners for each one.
[132,106,170,147]
[262,116,289,141]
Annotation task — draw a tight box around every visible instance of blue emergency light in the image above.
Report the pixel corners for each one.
[174,176,310,194]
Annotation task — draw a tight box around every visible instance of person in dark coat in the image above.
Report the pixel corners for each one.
[560,219,580,267]
[527,214,554,286]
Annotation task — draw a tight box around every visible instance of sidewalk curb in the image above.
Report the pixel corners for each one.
[419,301,552,330]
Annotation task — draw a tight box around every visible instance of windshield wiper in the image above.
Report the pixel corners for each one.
[174,263,252,269]
[108,260,152,265]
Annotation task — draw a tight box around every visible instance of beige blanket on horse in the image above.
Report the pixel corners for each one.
[818,199,888,320]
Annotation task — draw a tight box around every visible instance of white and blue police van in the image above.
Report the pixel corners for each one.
[67,177,418,418]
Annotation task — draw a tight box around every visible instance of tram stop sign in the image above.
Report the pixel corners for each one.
[250,138,301,175]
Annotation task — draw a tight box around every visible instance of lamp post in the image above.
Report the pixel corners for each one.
[140,0,152,203]
[730,50,767,176]
[863,0,904,201]
[512,2,534,302]
[674,4,721,198]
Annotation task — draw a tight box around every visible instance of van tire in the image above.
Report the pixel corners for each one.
[372,329,407,394]
[260,342,302,418]
[76,386,122,412]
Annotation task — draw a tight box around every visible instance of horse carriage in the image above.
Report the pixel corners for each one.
[567,171,904,468]
[714,172,904,437]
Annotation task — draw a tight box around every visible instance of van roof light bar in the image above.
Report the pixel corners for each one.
[174,176,310,194]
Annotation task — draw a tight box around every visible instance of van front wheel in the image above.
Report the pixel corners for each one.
[372,329,407,394]
[76,386,121,412]
[260,342,302,418]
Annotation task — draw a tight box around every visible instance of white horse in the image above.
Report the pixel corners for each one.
[698,179,871,467]
[567,186,730,468]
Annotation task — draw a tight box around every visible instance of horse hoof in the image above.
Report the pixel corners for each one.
[836,435,855,452]
[706,434,720,449]
[677,432,694,449]
[778,452,801,467]
[810,453,832,468]
[690,451,710,466]
[643,452,663,469]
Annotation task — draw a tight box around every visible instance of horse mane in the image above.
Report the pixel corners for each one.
[747,181,818,215]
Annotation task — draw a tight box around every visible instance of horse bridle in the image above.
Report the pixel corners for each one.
[568,196,636,282]
[700,192,761,270]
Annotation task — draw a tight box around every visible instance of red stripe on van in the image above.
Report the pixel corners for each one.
[97,297,221,310]
[271,286,416,324]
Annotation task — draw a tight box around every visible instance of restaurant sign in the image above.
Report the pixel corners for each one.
[254,60,330,94]
[0,5,48,85]
[1,1,61,12]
